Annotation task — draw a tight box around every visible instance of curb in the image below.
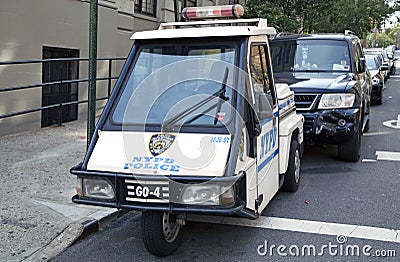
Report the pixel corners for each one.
[24,209,123,261]
[74,209,124,244]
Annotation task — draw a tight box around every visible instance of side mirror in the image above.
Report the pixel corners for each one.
[257,93,273,120]
[358,58,366,73]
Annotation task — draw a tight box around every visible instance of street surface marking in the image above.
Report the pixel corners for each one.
[361,159,377,163]
[382,115,400,129]
[187,215,400,243]
[375,150,400,162]
[398,114,400,128]
[389,75,400,80]
[363,130,393,136]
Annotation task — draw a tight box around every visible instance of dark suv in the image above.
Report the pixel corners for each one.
[270,33,371,162]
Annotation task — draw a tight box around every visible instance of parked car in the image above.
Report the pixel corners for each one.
[364,48,393,77]
[393,50,400,68]
[385,45,395,57]
[365,54,386,105]
[270,32,371,161]
[394,50,400,60]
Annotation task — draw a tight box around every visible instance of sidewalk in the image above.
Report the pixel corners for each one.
[0,120,117,261]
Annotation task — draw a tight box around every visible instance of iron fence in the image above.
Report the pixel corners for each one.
[0,57,125,126]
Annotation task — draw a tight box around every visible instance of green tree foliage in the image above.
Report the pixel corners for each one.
[367,26,399,47]
[245,0,399,37]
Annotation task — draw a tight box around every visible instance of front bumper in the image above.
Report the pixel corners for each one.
[301,108,360,144]
[70,164,257,219]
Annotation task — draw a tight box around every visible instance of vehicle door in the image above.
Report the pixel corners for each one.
[248,38,280,212]
[354,41,370,114]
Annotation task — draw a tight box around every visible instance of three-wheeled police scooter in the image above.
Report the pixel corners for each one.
[71,4,304,257]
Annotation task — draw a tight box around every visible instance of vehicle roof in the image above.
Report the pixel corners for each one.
[271,33,358,42]
[131,19,277,40]
[364,54,378,58]
[365,48,384,51]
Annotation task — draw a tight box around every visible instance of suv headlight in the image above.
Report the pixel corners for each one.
[318,94,355,109]
[372,76,382,85]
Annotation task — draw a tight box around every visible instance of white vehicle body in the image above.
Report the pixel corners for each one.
[71,5,304,256]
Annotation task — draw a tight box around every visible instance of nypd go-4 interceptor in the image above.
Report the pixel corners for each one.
[71,5,304,257]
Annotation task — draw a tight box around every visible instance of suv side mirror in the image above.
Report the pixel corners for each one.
[257,93,273,120]
[358,58,366,73]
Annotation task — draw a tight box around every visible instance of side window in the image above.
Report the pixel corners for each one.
[356,43,365,72]
[353,41,364,73]
[250,44,276,106]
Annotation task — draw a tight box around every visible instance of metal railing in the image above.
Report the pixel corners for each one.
[0,57,126,126]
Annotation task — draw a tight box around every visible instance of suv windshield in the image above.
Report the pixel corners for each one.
[271,39,351,79]
[112,41,237,127]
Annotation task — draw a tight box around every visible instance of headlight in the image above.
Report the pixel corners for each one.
[181,184,234,206]
[372,76,381,85]
[318,94,355,109]
[77,178,115,200]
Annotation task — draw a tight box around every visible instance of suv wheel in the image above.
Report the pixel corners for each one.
[338,124,361,162]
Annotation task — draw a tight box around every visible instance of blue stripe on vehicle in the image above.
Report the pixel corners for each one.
[278,97,294,110]
[260,111,279,126]
[257,148,279,172]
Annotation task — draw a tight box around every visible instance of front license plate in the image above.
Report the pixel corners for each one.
[125,180,169,203]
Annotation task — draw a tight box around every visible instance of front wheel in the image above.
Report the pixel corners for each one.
[141,211,185,257]
[338,125,361,162]
[281,139,301,192]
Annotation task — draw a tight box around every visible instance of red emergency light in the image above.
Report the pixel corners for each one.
[182,5,244,20]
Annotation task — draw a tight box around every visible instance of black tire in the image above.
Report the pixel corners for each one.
[281,139,300,192]
[141,211,184,257]
[376,93,382,105]
[363,118,370,133]
[338,124,361,162]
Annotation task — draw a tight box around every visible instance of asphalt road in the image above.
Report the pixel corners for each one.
[52,76,400,261]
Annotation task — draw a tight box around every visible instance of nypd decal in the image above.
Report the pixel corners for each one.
[149,134,175,156]
[260,126,277,159]
[124,156,180,172]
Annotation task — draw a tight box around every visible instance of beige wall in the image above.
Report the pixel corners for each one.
[0,0,248,136]
[0,0,133,136]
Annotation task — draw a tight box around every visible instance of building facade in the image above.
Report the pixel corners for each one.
[0,0,244,136]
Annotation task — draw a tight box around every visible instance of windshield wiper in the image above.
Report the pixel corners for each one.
[213,67,229,124]
[163,67,229,130]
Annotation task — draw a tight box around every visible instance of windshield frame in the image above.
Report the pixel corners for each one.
[105,37,244,133]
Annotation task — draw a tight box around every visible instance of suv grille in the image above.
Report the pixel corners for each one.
[294,94,318,110]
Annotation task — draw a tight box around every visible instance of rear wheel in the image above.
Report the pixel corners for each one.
[376,92,383,105]
[141,211,184,257]
[281,139,300,192]
[338,124,361,162]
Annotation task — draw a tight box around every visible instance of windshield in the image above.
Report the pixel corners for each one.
[271,39,351,77]
[365,55,378,70]
[112,41,237,127]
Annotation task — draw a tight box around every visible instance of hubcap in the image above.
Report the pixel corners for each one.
[162,213,181,243]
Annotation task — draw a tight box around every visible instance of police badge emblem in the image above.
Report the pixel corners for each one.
[149,134,175,156]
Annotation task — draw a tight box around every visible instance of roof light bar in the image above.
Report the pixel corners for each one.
[182,5,244,20]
